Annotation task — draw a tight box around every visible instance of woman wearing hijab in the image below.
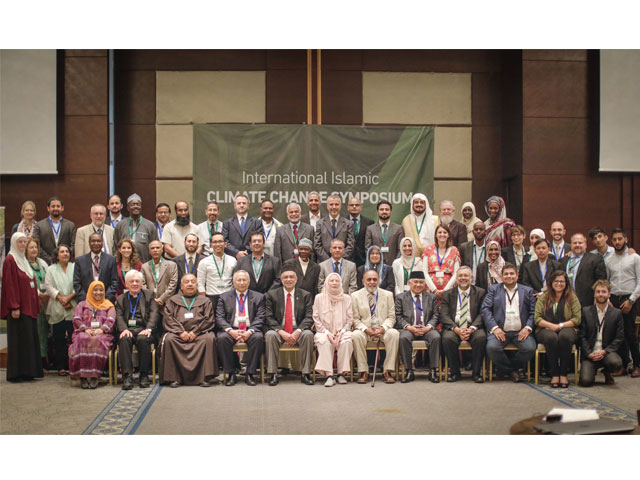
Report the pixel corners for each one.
[460,201,481,242]
[392,237,424,296]
[484,196,516,248]
[25,237,50,368]
[68,281,116,389]
[1,232,44,382]
[313,273,354,387]
[475,240,505,291]
[528,228,546,261]
[357,245,395,293]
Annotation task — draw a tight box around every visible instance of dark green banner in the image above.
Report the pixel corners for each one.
[193,125,434,224]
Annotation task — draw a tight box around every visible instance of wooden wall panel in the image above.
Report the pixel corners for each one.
[266,50,306,70]
[115,50,267,71]
[522,50,587,62]
[362,50,501,73]
[64,57,108,116]
[116,124,156,179]
[114,70,155,125]
[266,70,307,124]
[321,70,362,125]
[472,72,501,126]
[323,50,363,70]
[63,116,108,175]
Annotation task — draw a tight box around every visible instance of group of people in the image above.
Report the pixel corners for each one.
[2,191,639,390]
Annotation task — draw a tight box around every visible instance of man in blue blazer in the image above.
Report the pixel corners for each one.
[481,263,536,382]
[222,194,263,260]
[73,233,119,302]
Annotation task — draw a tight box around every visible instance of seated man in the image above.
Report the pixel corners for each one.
[481,263,536,382]
[351,270,399,384]
[264,266,315,386]
[215,270,266,386]
[579,280,625,387]
[395,271,441,383]
[115,270,159,389]
[439,266,487,383]
[159,274,218,387]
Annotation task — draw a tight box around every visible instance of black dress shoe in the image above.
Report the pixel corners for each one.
[225,373,237,386]
[447,373,462,383]
[472,375,485,384]
[301,374,314,385]
[401,369,415,383]
[139,375,150,388]
[245,374,257,386]
[269,373,279,386]
[429,369,440,383]
[280,368,291,376]
[122,375,134,390]
[199,379,214,387]
[169,381,181,388]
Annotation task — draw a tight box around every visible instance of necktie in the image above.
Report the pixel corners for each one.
[97,228,103,236]
[368,292,377,326]
[292,224,299,258]
[238,293,247,331]
[240,217,246,234]
[352,217,359,235]
[334,261,340,274]
[415,295,423,325]
[284,293,293,333]
[382,223,388,243]
[93,254,100,277]
[331,219,337,237]
[188,256,194,272]
[459,291,469,328]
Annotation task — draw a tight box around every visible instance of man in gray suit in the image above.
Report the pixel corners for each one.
[313,194,355,262]
[318,239,357,295]
[33,196,76,264]
[273,202,314,263]
[365,200,403,266]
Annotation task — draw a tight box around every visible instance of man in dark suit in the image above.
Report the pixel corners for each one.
[365,200,403,266]
[282,239,320,299]
[481,263,536,382]
[222,194,262,260]
[115,270,159,389]
[521,239,561,296]
[437,200,467,247]
[395,271,441,383]
[33,196,77,264]
[560,233,607,308]
[215,270,266,386]
[440,266,487,382]
[73,233,119,302]
[273,202,314,263]
[264,266,315,386]
[579,280,625,386]
[313,194,355,262]
[459,221,487,284]
[299,191,322,230]
[550,221,570,261]
[233,231,281,294]
[171,233,204,285]
[501,225,530,273]
[347,196,374,267]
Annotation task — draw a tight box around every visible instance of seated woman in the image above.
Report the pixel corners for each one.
[356,245,395,293]
[25,237,50,369]
[69,281,116,389]
[534,270,581,388]
[422,224,460,301]
[313,273,353,387]
[392,237,424,296]
[483,196,516,248]
[115,239,143,297]
[475,240,504,291]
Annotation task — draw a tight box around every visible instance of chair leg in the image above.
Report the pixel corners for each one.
[152,346,156,385]
[350,357,354,382]
[489,359,493,382]
[444,356,448,382]
[108,350,113,386]
[260,355,265,384]
[535,350,539,385]
[527,359,531,382]
[113,348,118,385]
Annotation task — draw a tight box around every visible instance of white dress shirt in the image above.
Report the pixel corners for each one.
[605,248,640,302]
[197,253,237,295]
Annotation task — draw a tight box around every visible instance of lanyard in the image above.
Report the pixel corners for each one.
[151,258,163,284]
[403,258,416,284]
[185,256,196,274]
[263,222,275,241]
[128,217,142,238]
[538,261,548,284]
[128,292,142,319]
[236,293,247,316]
[411,295,424,313]
[506,288,518,307]
[369,291,379,316]
[473,244,486,269]
[414,214,426,234]
[514,248,523,268]
[157,222,164,239]
[436,247,449,269]
[111,217,119,228]
[553,302,558,315]
[252,255,265,277]
[48,217,62,241]
[332,260,343,276]
[181,295,196,311]
[213,255,226,280]
[380,223,389,245]
[554,243,565,260]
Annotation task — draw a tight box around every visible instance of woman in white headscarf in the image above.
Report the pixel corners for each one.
[528,228,546,261]
[460,202,481,242]
[392,237,425,296]
[1,232,44,382]
[401,193,436,256]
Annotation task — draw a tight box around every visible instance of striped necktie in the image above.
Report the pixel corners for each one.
[459,291,469,328]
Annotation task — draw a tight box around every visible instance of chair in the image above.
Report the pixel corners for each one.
[399,340,444,382]
[222,342,265,383]
[443,340,486,382]
[488,344,531,382]
[69,350,113,387]
[113,344,156,385]
[278,344,316,382]
[534,344,579,385]
[349,340,400,382]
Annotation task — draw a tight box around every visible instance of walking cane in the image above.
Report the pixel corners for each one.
[371,336,382,388]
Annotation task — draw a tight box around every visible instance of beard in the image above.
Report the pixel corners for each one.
[614,242,627,252]
[176,215,191,227]
[440,214,454,225]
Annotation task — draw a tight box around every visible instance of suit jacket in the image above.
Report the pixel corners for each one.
[115,288,160,333]
[481,283,536,333]
[222,215,263,258]
[215,288,265,332]
[579,305,625,359]
[75,223,115,258]
[560,252,607,308]
[550,241,570,262]
[171,253,204,286]
[521,258,562,293]
[475,262,491,291]
[318,258,358,295]
[265,287,314,331]
[349,214,374,267]
[394,290,439,330]
[356,265,395,293]
[233,253,282,294]
[313,216,355,262]
[33,217,77,264]
[435,219,467,247]
[272,221,314,262]
[140,259,179,304]
[501,245,531,270]
[73,252,119,302]
[439,285,486,330]
[282,258,320,299]
[459,240,486,271]
[351,287,396,330]
[364,222,404,266]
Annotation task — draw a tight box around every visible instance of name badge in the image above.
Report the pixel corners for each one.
[128,319,137,327]
[237,315,248,324]
[154,287,158,294]
[217,284,227,289]
[184,312,194,319]
[91,321,100,328]
[506,309,517,316]
[30,281,36,289]
[380,246,389,253]
[293,248,299,255]
[435,271,445,278]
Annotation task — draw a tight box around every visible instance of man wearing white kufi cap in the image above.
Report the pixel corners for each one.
[113,193,159,263]
[401,193,438,257]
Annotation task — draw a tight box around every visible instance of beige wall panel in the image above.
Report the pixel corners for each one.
[156,180,194,213]
[434,127,472,178]
[433,180,472,213]
[156,125,193,178]
[156,71,266,124]
[363,72,471,125]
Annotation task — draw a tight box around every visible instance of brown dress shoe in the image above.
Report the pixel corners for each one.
[357,372,369,384]
[383,371,395,384]
[604,372,615,385]
[631,367,640,378]
[611,367,627,377]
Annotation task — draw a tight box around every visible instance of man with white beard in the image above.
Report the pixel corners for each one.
[436,200,467,247]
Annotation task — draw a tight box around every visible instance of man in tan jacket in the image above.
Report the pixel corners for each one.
[351,270,399,384]
[74,204,115,257]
